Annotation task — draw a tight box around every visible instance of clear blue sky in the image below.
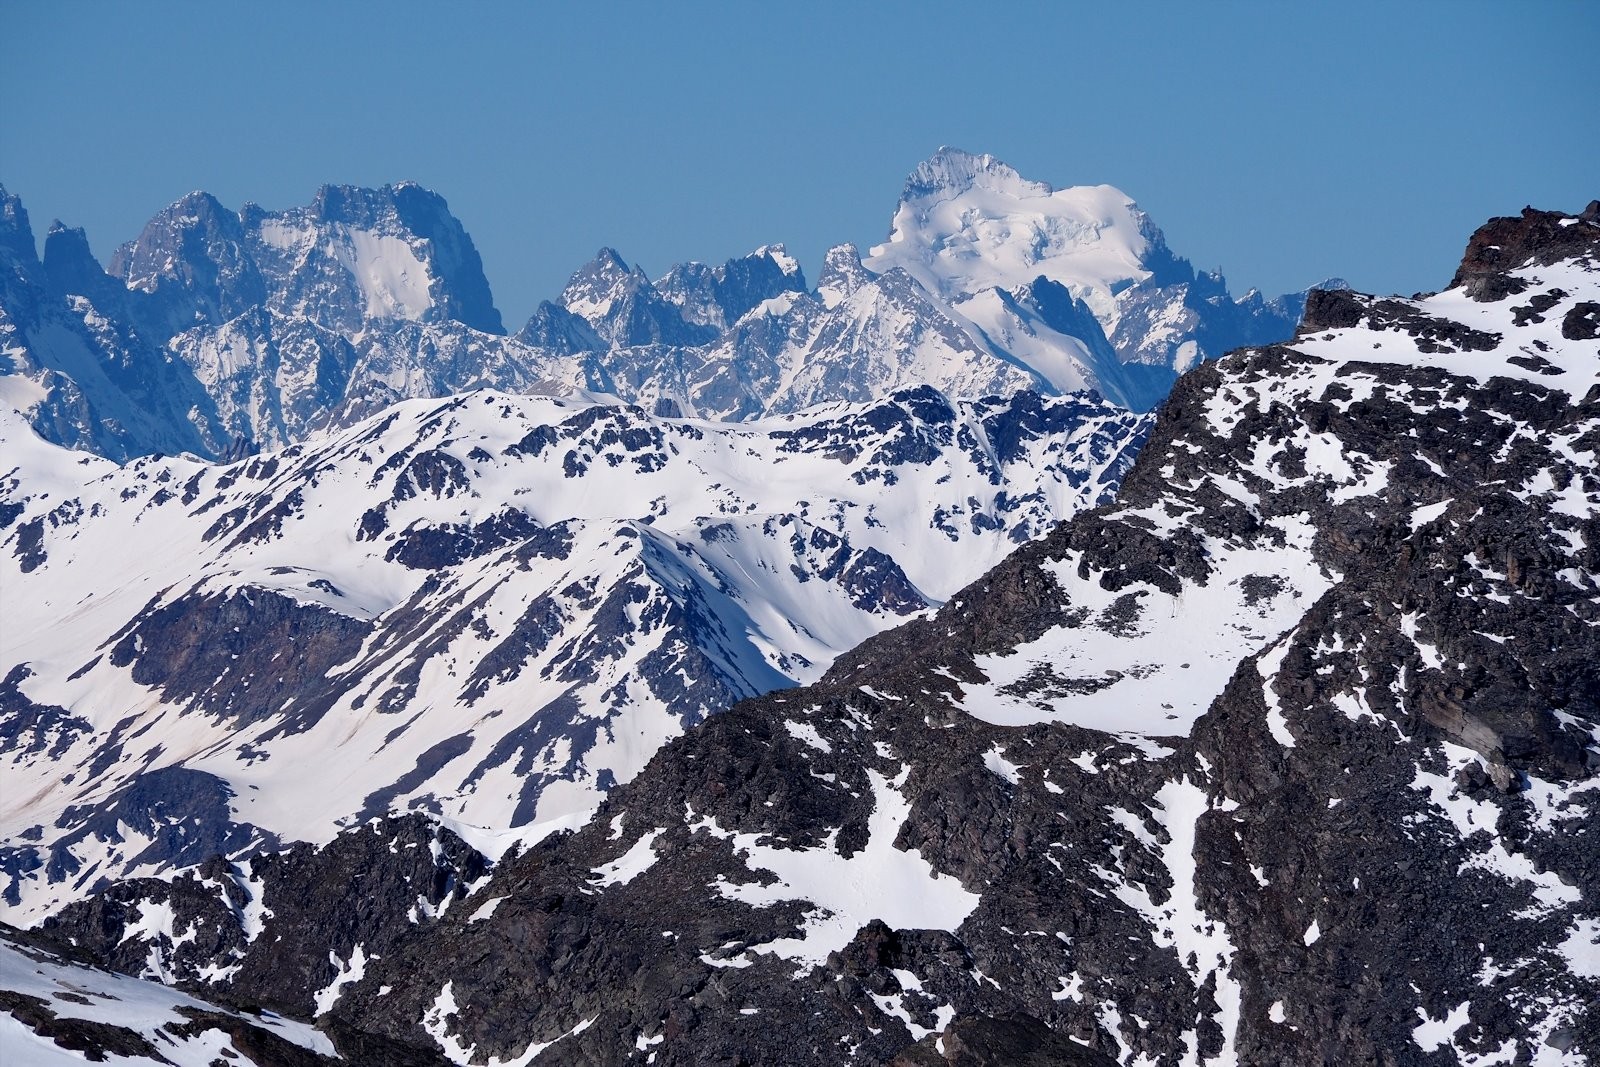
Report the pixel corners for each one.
[3,1,1596,326]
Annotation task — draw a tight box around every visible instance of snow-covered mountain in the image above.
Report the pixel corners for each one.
[0,385,1148,921]
[0,152,1315,461]
[26,203,1592,1066]
[866,148,1327,409]
[0,180,556,460]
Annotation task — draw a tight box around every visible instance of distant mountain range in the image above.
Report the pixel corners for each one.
[0,148,1330,461]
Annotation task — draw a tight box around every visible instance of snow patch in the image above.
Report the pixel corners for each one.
[710,768,979,966]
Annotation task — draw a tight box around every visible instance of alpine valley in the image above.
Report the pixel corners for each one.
[0,148,1596,1067]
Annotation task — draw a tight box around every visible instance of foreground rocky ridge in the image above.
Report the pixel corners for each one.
[0,149,1314,462]
[316,206,1597,1066]
[19,205,1597,1065]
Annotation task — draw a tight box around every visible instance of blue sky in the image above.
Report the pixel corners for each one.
[4,1,1596,325]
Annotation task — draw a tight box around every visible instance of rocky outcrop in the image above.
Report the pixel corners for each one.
[286,205,1592,1064]
[42,816,487,1021]
[1450,200,1600,301]
[0,922,343,1064]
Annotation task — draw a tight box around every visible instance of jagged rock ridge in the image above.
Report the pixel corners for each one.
[299,203,1593,1064]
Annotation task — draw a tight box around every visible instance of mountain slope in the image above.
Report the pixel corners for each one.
[0,385,1148,922]
[72,202,1591,1066]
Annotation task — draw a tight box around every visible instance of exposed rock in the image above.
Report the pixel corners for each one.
[293,204,1597,1065]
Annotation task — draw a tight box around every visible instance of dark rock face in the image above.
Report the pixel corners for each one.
[1300,286,1365,330]
[1450,201,1600,300]
[107,587,370,729]
[894,1014,1120,1066]
[296,207,1593,1064]
[1564,300,1600,340]
[42,816,487,1021]
[384,507,571,570]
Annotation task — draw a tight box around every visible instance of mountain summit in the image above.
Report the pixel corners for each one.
[873,146,1154,309]
[867,147,1319,409]
[109,181,504,335]
[899,146,1057,201]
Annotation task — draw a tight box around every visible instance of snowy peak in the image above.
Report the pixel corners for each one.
[752,242,803,279]
[817,242,874,306]
[899,145,1054,202]
[106,183,504,334]
[0,183,525,461]
[869,148,1152,308]
[306,180,503,333]
[306,180,453,230]
[558,247,650,319]
[654,245,807,331]
[251,181,504,333]
[557,247,718,348]
[861,149,1315,410]
[110,190,263,320]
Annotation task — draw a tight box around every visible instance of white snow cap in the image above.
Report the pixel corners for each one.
[900,146,1055,201]
[753,243,803,277]
[866,147,1153,314]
